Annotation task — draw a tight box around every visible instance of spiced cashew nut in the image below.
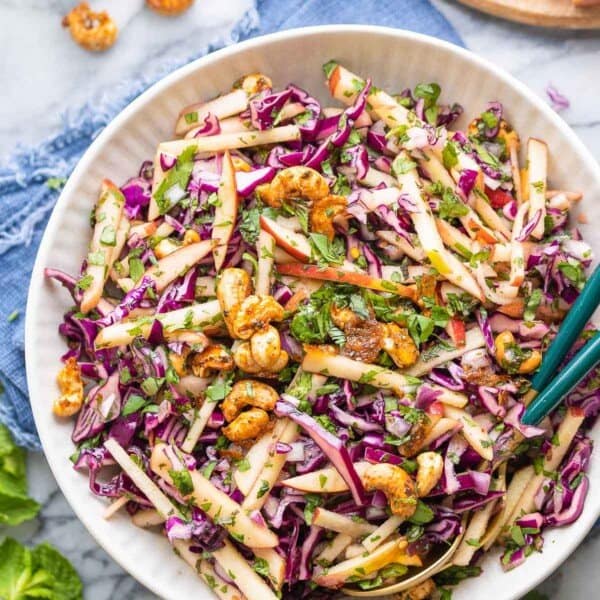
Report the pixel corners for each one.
[53,357,84,417]
[495,330,541,374]
[234,73,273,96]
[256,166,329,208]
[216,268,253,335]
[231,295,285,340]
[362,463,418,519]
[62,3,118,52]
[415,451,444,497]
[233,342,289,376]
[222,407,270,442]
[221,380,279,422]
[146,0,195,16]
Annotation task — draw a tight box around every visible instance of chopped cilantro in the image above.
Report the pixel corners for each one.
[153,145,197,215]
[524,288,543,322]
[442,141,459,170]
[169,468,193,496]
[391,154,417,177]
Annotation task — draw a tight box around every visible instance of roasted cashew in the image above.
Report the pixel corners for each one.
[234,73,273,96]
[169,348,190,377]
[495,330,541,374]
[62,3,118,52]
[146,0,194,16]
[189,344,234,377]
[233,342,289,376]
[309,195,347,241]
[230,295,285,340]
[221,380,279,422]
[216,268,253,335]
[53,357,84,417]
[330,305,362,330]
[362,463,418,519]
[183,229,200,245]
[382,323,419,369]
[222,407,270,442]
[256,166,329,208]
[250,325,282,369]
[415,451,444,497]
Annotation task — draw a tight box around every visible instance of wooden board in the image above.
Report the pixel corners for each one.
[457,0,600,29]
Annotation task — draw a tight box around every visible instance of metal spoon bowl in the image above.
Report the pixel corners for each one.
[341,516,467,598]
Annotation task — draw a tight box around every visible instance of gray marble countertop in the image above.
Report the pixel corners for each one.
[1,1,599,598]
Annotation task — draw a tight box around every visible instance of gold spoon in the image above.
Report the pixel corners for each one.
[342,515,467,597]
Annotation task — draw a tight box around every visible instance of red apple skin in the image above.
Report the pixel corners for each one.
[212,150,239,271]
[276,263,416,301]
[447,317,466,347]
[259,215,311,263]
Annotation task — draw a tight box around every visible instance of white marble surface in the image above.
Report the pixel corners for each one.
[1,1,599,599]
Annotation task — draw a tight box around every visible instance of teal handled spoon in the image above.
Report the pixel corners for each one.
[523,331,600,425]
[523,264,600,406]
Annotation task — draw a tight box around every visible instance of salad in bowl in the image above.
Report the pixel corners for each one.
[45,60,597,599]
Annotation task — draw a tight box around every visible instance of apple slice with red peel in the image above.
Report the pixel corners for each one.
[259,215,312,263]
[212,150,239,271]
[276,263,416,301]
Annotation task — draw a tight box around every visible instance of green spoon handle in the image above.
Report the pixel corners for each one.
[530,264,600,394]
[523,332,600,425]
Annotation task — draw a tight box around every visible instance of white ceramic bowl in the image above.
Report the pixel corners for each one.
[26,25,600,600]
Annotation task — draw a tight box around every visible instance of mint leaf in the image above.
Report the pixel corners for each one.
[0,424,40,526]
[31,543,83,600]
[309,233,345,265]
[0,424,27,491]
[0,490,40,527]
[0,538,83,600]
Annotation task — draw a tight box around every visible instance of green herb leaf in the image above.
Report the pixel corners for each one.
[100,225,117,247]
[153,145,197,215]
[256,479,270,499]
[434,565,482,586]
[524,288,543,322]
[391,154,417,177]
[205,374,233,403]
[128,257,145,283]
[303,493,323,524]
[121,394,146,417]
[239,206,261,245]
[438,187,469,220]
[253,557,270,578]
[141,377,164,396]
[0,537,83,600]
[442,141,459,170]
[322,60,338,79]
[169,469,194,496]
[414,83,441,108]
[0,425,40,526]
[309,233,345,266]
[557,261,586,291]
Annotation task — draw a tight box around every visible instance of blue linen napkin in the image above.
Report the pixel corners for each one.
[0,0,461,449]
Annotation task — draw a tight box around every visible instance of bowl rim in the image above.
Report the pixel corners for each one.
[25,24,600,599]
